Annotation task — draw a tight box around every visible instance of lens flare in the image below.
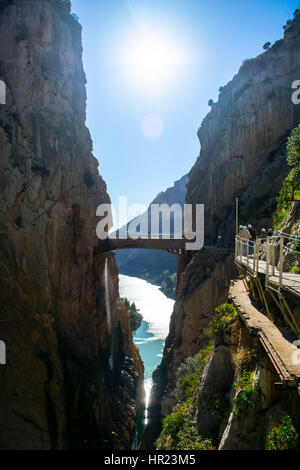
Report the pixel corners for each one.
[142,113,164,140]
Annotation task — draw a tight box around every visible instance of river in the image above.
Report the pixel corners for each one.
[118,274,175,425]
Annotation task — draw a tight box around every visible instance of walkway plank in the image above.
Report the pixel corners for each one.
[230,280,300,381]
[236,256,300,296]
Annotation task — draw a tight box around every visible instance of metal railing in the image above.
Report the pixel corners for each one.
[235,232,300,294]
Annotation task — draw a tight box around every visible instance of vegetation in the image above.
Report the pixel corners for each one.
[263,42,271,50]
[160,270,177,299]
[273,124,300,229]
[266,416,299,450]
[121,297,142,331]
[283,19,292,31]
[232,346,257,374]
[156,344,214,450]
[287,124,300,168]
[209,303,238,336]
[285,233,300,274]
[175,345,213,401]
[232,370,255,414]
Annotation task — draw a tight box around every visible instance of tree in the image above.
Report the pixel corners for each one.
[263,42,271,50]
[208,99,213,107]
[287,123,300,168]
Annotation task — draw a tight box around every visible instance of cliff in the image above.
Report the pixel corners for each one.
[144,12,300,448]
[188,16,300,246]
[0,0,143,450]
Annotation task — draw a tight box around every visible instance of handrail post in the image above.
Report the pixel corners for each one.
[235,236,237,260]
[256,240,259,276]
[240,237,242,262]
[246,239,249,268]
[235,198,239,236]
[254,240,257,275]
[279,234,284,290]
[272,242,275,276]
[266,238,270,287]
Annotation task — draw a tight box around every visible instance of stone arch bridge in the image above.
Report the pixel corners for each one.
[95,237,186,255]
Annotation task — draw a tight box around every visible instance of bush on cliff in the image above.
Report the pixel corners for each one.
[266,416,299,450]
[273,124,300,229]
[175,344,213,401]
[156,345,214,450]
[209,303,238,336]
[160,270,177,299]
[232,370,255,414]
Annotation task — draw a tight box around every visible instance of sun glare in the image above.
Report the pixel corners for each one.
[119,29,189,94]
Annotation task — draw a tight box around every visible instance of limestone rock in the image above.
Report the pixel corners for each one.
[0,0,143,450]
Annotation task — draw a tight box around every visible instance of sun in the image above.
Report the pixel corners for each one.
[119,29,188,93]
[128,36,180,82]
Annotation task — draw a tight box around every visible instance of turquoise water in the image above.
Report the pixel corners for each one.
[119,274,175,424]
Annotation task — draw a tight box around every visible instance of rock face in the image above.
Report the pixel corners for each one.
[198,317,300,450]
[188,17,300,246]
[144,14,300,448]
[0,0,143,450]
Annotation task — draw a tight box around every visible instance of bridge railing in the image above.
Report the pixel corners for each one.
[235,232,300,294]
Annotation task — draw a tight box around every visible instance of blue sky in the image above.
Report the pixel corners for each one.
[71,0,299,212]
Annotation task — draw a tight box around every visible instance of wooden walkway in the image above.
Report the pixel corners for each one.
[230,280,300,387]
[236,255,300,297]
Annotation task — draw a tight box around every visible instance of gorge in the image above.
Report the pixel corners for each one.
[0,0,300,452]
[0,0,143,450]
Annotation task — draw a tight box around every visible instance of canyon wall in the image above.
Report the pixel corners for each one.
[188,15,300,246]
[144,13,300,448]
[0,0,143,450]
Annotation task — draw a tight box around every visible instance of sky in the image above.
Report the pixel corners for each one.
[71,0,299,217]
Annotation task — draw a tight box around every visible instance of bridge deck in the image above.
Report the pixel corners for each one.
[96,237,186,254]
[236,256,300,297]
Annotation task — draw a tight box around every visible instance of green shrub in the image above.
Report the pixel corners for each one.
[287,124,300,168]
[175,344,213,401]
[160,270,177,299]
[156,345,214,450]
[287,232,300,273]
[156,400,214,450]
[273,124,300,229]
[162,405,189,439]
[209,303,238,336]
[232,370,255,414]
[266,416,299,450]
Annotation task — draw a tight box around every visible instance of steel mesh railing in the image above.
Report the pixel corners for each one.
[235,232,300,294]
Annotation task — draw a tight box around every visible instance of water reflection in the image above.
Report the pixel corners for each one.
[119,274,174,425]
